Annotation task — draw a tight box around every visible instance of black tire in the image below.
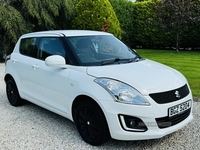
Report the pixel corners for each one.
[75,100,110,146]
[6,78,23,106]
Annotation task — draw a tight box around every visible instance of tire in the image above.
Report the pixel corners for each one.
[75,100,110,146]
[6,78,23,106]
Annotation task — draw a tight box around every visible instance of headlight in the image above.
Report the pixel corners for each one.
[94,78,150,106]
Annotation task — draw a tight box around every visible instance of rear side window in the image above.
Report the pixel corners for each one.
[20,38,38,58]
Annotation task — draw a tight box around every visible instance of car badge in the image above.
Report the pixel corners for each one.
[175,90,181,99]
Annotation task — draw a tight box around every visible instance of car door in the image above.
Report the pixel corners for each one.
[29,37,71,115]
[17,36,71,115]
[14,37,41,99]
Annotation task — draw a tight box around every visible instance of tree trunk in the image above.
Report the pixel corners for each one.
[176,31,179,52]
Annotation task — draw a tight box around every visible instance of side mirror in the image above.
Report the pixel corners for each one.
[45,55,66,68]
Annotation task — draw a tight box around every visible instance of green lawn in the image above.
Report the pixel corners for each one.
[136,49,200,98]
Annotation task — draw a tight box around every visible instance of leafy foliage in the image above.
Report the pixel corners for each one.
[10,0,74,31]
[0,0,74,55]
[72,0,121,39]
[1,0,200,55]
[130,0,200,50]
[109,0,135,47]
[151,0,200,51]
[181,21,200,49]
[0,1,27,54]
[136,0,149,1]
[133,0,160,48]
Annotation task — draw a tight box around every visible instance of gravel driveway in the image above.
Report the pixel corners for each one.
[0,63,199,150]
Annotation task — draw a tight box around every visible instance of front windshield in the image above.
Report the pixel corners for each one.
[66,35,142,66]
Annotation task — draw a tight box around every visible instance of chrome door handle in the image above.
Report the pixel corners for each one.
[32,64,39,70]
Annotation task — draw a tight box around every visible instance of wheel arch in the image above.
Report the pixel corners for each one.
[72,95,111,145]
[4,74,22,98]
[4,73,24,106]
[4,74,15,82]
[72,95,107,124]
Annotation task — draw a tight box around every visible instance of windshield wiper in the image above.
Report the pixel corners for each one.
[101,58,119,65]
[101,57,140,65]
[133,56,142,62]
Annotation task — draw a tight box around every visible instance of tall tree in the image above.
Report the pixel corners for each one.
[72,0,121,39]
[152,0,200,52]
[10,0,74,31]
[0,0,27,55]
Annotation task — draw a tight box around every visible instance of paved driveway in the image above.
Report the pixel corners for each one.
[0,63,199,150]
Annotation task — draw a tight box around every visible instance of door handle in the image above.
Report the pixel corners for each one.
[32,64,39,70]
[12,59,17,63]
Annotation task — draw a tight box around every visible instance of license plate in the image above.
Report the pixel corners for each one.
[168,100,191,117]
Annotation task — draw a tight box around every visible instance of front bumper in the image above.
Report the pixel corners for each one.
[100,94,193,141]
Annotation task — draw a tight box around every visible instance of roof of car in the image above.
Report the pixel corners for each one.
[21,30,113,38]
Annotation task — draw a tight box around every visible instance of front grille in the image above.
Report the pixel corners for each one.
[155,108,191,129]
[149,84,189,104]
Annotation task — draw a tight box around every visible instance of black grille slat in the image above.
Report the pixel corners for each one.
[170,109,191,126]
[156,108,191,129]
[149,84,189,104]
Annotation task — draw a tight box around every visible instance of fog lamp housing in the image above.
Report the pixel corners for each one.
[118,115,147,132]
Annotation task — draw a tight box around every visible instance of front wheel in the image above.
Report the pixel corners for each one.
[75,100,110,146]
[6,78,24,106]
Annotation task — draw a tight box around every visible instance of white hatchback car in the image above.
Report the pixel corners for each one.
[5,30,193,145]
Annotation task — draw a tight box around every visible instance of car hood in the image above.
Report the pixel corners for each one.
[87,59,187,95]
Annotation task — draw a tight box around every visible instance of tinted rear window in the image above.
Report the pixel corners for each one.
[20,38,38,58]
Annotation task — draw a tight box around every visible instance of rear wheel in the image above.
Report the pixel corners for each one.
[75,100,110,146]
[6,78,23,106]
